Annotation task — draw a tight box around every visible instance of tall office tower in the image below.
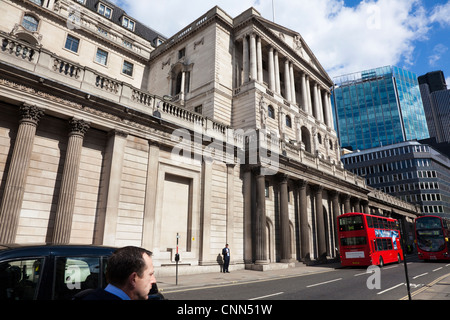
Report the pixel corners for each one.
[419,71,450,144]
[332,66,430,151]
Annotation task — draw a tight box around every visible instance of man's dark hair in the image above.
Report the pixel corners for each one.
[106,246,153,287]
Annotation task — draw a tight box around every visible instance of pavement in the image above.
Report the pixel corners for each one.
[156,260,450,300]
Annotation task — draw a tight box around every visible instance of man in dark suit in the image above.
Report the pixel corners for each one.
[222,244,230,273]
[81,246,156,300]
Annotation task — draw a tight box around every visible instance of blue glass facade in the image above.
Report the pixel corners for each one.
[331,66,429,151]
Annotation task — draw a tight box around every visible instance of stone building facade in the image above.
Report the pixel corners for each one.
[0,0,419,275]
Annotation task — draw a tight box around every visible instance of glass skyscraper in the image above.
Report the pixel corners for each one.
[331,66,429,151]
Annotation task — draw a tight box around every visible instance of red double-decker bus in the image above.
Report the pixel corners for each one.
[337,212,403,267]
[415,215,450,261]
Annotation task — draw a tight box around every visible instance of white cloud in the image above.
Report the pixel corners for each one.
[116,0,437,78]
[430,1,450,27]
[429,44,448,66]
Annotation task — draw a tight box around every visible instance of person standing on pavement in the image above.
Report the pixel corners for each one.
[222,244,230,273]
[81,246,156,300]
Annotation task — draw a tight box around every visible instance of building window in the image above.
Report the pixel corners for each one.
[286,115,292,128]
[268,105,275,119]
[22,14,39,32]
[122,61,133,76]
[98,3,112,19]
[123,39,133,49]
[64,35,80,53]
[122,17,135,31]
[95,48,108,65]
[178,48,186,60]
[97,27,108,37]
[29,0,43,5]
[194,105,203,114]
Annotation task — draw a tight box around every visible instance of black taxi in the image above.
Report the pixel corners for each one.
[0,244,163,300]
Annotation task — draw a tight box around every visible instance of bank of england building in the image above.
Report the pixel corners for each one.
[0,0,419,274]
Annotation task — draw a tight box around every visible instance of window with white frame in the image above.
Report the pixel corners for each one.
[98,3,112,19]
[122,61,133,76]
[95,48,108,65]
[122,16,135,31]
[65,35,80,53]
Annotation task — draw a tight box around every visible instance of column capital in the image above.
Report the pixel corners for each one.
[297,179,309,189]
[68,118,90,137]
[312,184,324,193]
[19,103,45,125]
[277,173,289,184]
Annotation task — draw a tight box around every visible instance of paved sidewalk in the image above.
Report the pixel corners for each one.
[407,273,450,300]
[156,262,450,300]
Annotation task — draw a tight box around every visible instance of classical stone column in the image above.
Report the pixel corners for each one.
[52,118,90,244]
[243,35,249,83]
[284,59,291,101]
[274,50,281,94]
[317,85,324,122]
[0,104,44,244]
[254,168,268,265]
[322,91,330,126]
[330,190,340,252]
[289,62,296,105]
[256,36,263,82]
[268,47,275,91]
[306,76,312,115]
[314,185,327,260]
[300,73,309,113]
[313,84,321,122]
[298,179,310,261]
[249,33,257,81]
[342,194,351,213]
[243,166,253,265]
[279,174,291,262]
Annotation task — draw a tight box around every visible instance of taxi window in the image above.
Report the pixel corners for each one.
[0,258,43,300]
[53,257,104,300]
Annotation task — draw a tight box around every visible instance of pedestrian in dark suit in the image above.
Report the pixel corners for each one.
[222,244,230,273]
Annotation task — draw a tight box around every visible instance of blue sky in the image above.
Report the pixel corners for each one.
[113,0,450,84]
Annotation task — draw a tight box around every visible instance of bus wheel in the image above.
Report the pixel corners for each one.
[397,254,401,263]
[379,257,384,268]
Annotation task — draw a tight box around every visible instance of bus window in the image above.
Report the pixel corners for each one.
[339,215,364,231]
[341,237,367,246]
[367,216,373,228]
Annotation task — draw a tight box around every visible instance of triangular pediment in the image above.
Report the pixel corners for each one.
[255,16,332,84]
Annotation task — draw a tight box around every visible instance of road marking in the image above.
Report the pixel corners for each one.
[377,283,404,295]
[306,278,342,288]
[413,273,428,279]
[383,265,399,270]
[433,267,443,272]
[249,292,284,300]
[400,273,450,300]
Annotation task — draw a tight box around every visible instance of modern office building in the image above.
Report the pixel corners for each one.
[342,141,450,219]
[419,71,450,144]
[332,66,429,151]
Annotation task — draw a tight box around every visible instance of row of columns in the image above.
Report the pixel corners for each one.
[240,33,334,128]
[0,104,90,244]
[246,166,369,264]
